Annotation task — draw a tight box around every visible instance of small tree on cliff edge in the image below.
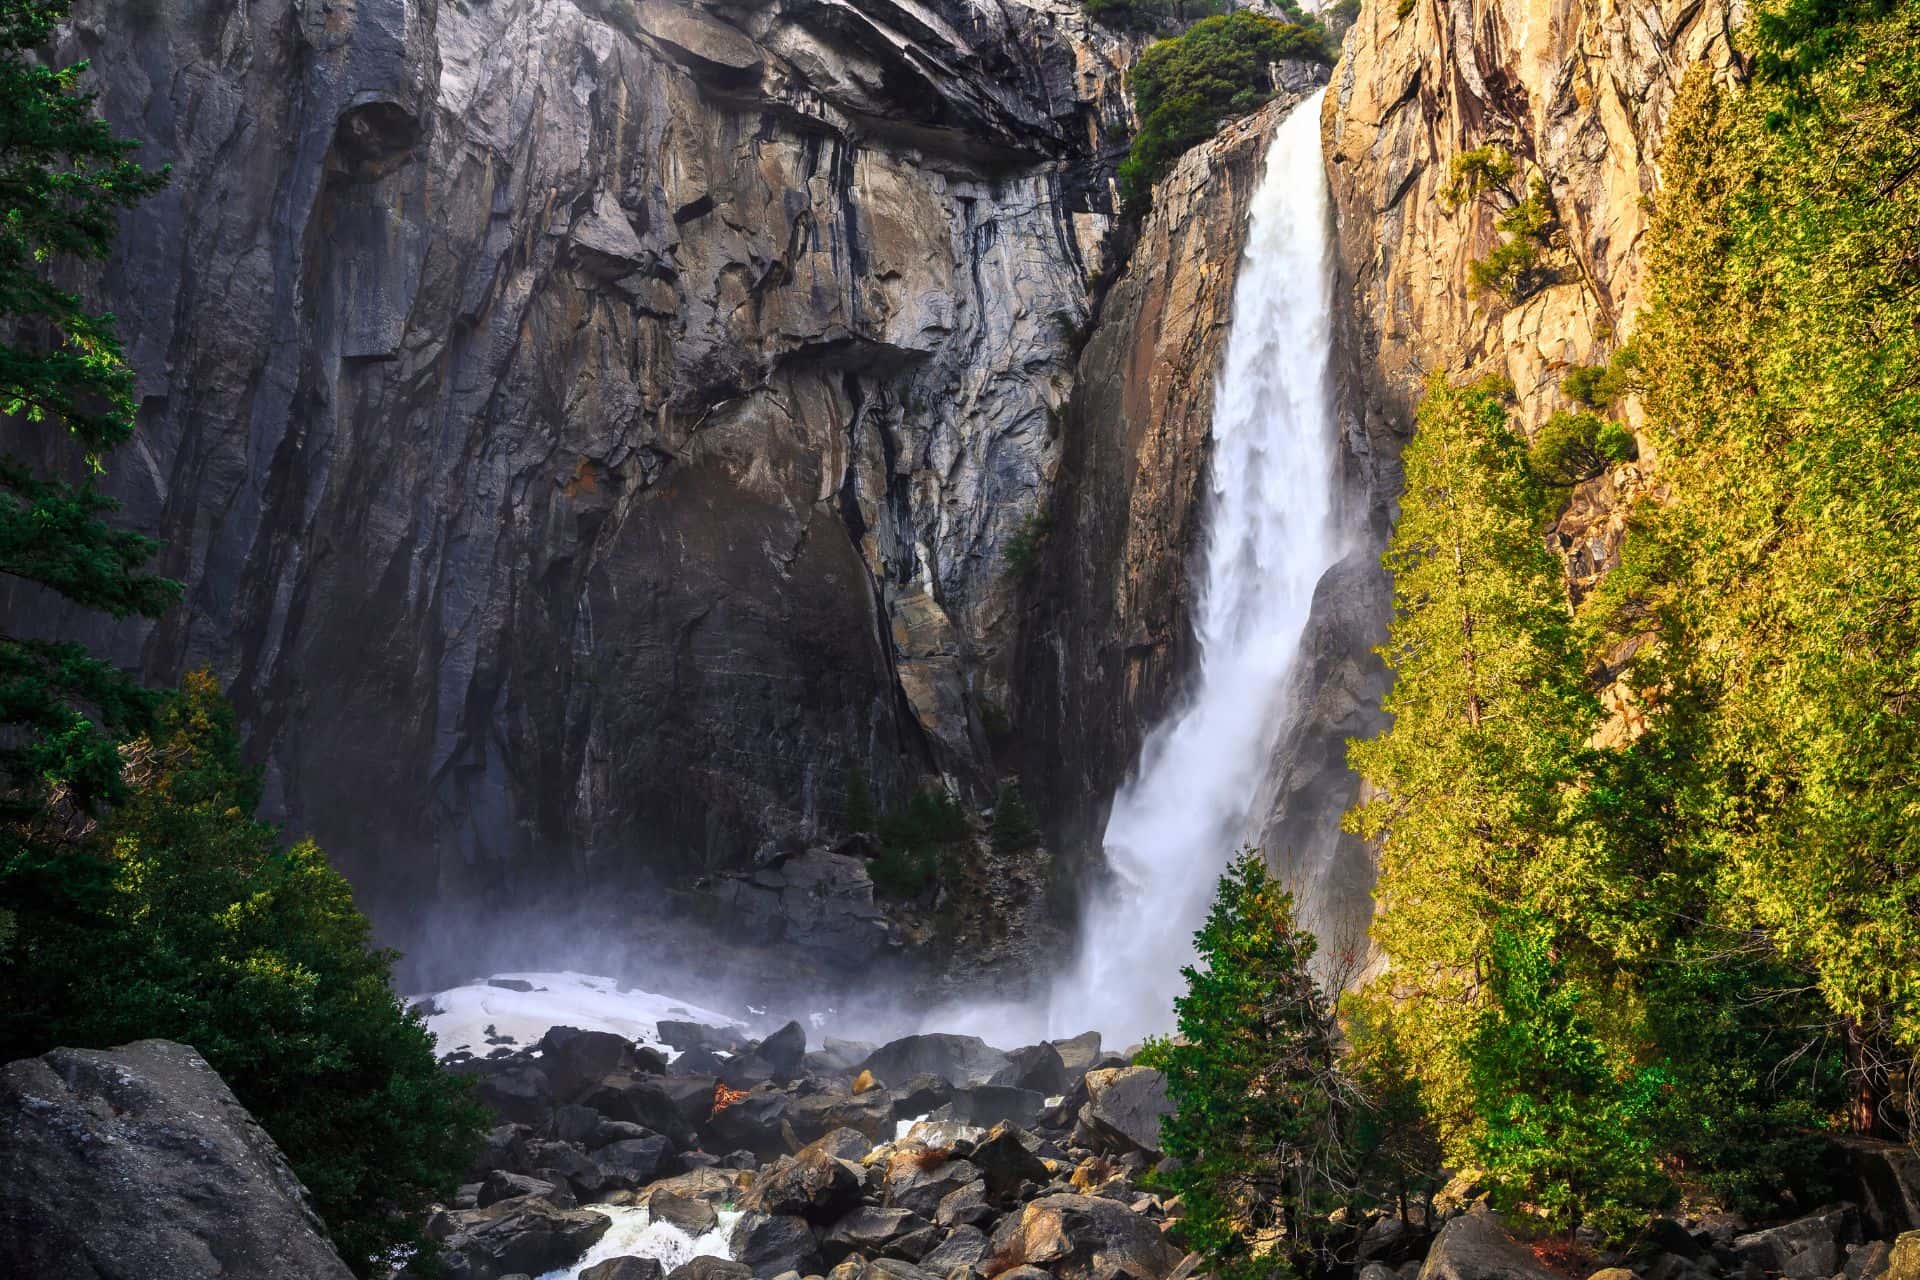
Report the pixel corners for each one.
[1140,850,1354,1280]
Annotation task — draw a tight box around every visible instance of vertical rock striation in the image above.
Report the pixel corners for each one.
[23,0,1145,945]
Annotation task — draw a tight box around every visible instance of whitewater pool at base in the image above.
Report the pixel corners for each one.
[535,1206,741,1280]
[409,971,743,1058]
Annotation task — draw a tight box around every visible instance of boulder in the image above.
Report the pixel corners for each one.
[990,1044,1072,1096]
[970,1124,1051,1202]
[480,1169,572,1209]
[1049,1033,1103,1084]
[530,1139,613,1200]
[941,1085,1046,1131]
[825,1206,933,1263]
[1888,1232,1920,1280]
[1734,1207,1859,1278]
[591,1119,661,1149]
[801,1126,877,1162]
[598,1135,675,1187]
[816,1039,881,1072]
[986,1193,1184,1280]
[659,1021,752,1055]
[935,1180,997,1228]
[438,1197,613,1280]
[651,1188,721,1235]
[884,1150,985,1217]
[0,1039,358,1279]
[862,1035,1012,1088]
[1834,1138,1920,1238]
[891,1073,957,1119]
[705,1087,794,1161]
[1843,1240,1893,1280]
[1358,1214,1431,1264]
[920,1224,991,1272]
[644,1167,751,1205]
[473,1123,536,1178]
[1359,1264,1401,1280]
[475,1063,557,1128]
[552,1103,605,1144]
[722,1055,781,1091]
[580,1074,705,1144]
[743,1148,866,1223]
[1076,1068,1174,1158]
[542,1027,640,1098]
[731,1210,824,1279]
[792,1088,895,1143]
[759,1021,809,1074]
[585,1259,669,1280]
[1418,1214,1562,1280]
[675,1047,736,1078]
[669,1257,756,1280]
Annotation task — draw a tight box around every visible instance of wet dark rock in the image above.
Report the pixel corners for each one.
[1075,1068,1173,1159]
[705,1088,795,1162]
[1833,1138,1920,1239]
[541,1027,639,1099]
[437,1196,613,1280]
[669,1257,755,1280]
[475,1064,556,1129]
[743,1148,866,1223]
[651,1188,721,1236]
[863,1036,1011,1089]
[759,1021,809,1075]
[792,1089,894,1144]
[473,1124,536,1178]
[552,1103,604,1144]
[722,1056,781,1092]
[801,1127,877,1163]
[488,979,537,993]
[480,1170,571,1209]
[970,1125,1051,1203]
[578,1074,702,1145]
[590,1120,659,1150]
[989,1044,1071,1096]
[0,1039,357,1280]
[644,1168,748,1206]
[1048,1034,1103,1086]
[935,1181,997,1229]
[891,1074,957,1119]
[825,1206,932,1263]
[921,1224,991,1272]
[731,1210,825,1279]
[584,1258,668,1280]
[987,1193,1183,1280]
[885,1151,984,1218]
[941,1086,1045,1131]
[598,1135,676,1188]
[660,1022,753,1056]
[1358,1214,1431,1264]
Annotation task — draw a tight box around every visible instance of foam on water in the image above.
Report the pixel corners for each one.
[535,1207,740,1280]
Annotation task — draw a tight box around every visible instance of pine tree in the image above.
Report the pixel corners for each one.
[0,0,175,824]
[1140,851,1350,1280]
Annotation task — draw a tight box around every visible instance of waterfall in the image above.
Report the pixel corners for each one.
[1049,88,1342,1046]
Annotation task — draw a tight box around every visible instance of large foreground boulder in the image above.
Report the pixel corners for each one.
[435,1195,613,1280]
[1075,1066,1174,1158]
[0,1039,356,1279]
[1418,1213,1561,1280]
[987,1193,1184,1280]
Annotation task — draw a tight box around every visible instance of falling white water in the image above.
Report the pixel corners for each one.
[1048,89,1341,1046]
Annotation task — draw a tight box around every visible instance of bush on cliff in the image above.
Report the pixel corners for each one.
[1118,11,1333,211]
[1,674,486,1273]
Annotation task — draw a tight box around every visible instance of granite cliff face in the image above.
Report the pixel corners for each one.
[38,0,1143,942]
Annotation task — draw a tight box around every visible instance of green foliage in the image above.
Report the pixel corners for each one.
[1117,12,1334,211]
[990,781,1039,853]
[1466,178,1558,301]
[1139,851,1350,1280]
[1466,920,1670,1237]
[0,673,485,1273]
[1441,146,1519,210]
[1003,504,1052,580]
[1560,347,1639,410]
[844,763,877,834]
[1081,0,1226,32]
[869,787,969,899]
[1326,0,1362,34]
[0,0,178,821]
[1529,410,1638,488]
[1630,0,1920,1082]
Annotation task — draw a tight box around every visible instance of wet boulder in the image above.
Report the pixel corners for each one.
[940,1085,1045,1131]
[1075,1067,1174,1159]
[650,1188,720,1235]
[436,1196,613,1280]
[800,1126,876,1162]
[1049,1033,1103,1085]
[541,1027,640,1098]
[989,1043,1072,1096]
[479,1169,572,1209]
[824,1206,932,1263]
[472,1063,556,1128]
[668,1257,755,1280]
[598,1134,675,1188]
[579,1074,702,1145]
[890,1073,957,1119]
[986,1193,1183,1280]
[585,1259,668,1280]
[731,1210,824,1279]
[970,1124,1051,1203]
[472,1123,536,1178]
[792,1088,894,1144]
[742,1147,865,1223]
[920,1224,991,1272]
[885,1149,986,1217]
[658,1021,752,1055]
[935,1180,997,1229]
[861,1035,1011,1088]
[704,1086,794,1161]
[1734,1206,1859,1278]
[758,1021,809,1075]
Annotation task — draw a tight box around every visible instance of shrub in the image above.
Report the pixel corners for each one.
[1441,145,1518,209]
[1139,851,1352,1280]
[990,782,1040,853]
[0,673,484,1273]
[1118,12,1335,211]
[1004,505,1052,580]
[1081,0,1224,32]
[1530,410,1638,487]
[869,787,969,899]
[1466,177,1558,300]
[1560,346,1640,410]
